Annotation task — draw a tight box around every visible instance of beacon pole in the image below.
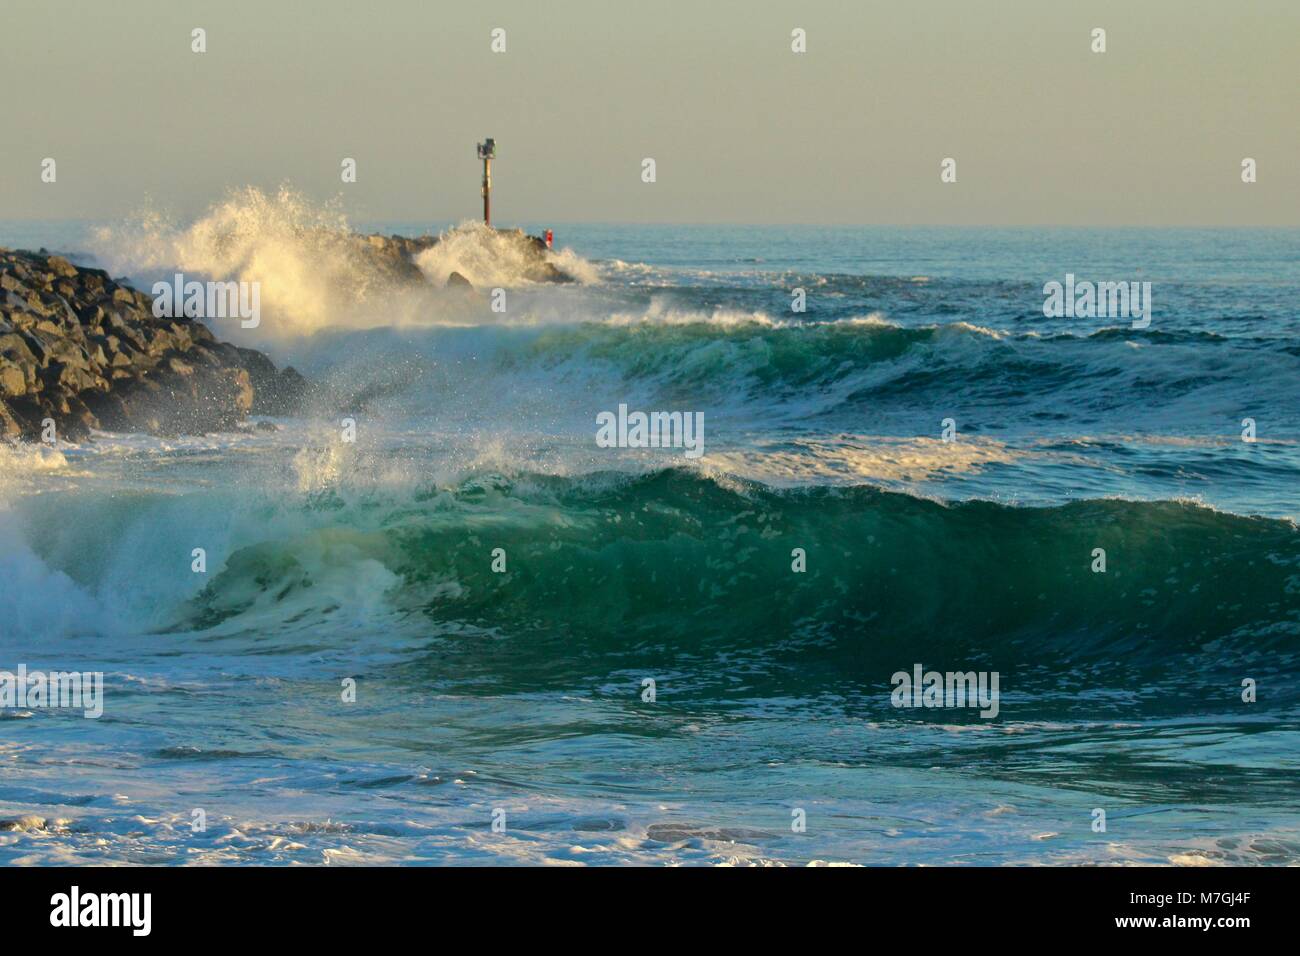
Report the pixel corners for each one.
[477,138,495,227]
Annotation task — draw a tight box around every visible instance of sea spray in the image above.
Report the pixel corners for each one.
[415,220,600,288]
[88,187,600,338]
[595,404,705,458]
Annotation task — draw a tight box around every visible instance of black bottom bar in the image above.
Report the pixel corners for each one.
[1,865,1284,940]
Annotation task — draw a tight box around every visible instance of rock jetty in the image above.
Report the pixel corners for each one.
[0,249,306,442]
[1,227,570,442]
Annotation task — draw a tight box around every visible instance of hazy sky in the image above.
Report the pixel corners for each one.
[2,0,1296,225]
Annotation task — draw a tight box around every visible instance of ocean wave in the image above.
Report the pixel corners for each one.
[274,312,1300,435]
[146,469,1300,694]
[5,450,1298,713]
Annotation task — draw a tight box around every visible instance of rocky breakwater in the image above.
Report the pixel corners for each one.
[0,249,306,442]
[358,227,575,286]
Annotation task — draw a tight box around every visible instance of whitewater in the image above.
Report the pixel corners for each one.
[2,194,1298,865]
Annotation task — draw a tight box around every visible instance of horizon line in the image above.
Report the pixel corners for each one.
[3,217,1299,232]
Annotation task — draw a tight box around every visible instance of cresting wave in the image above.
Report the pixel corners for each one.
[187,471,1300,664]
[8,466,1298,707]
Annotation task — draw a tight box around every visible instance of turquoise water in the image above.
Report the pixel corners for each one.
[2,216,1298,864]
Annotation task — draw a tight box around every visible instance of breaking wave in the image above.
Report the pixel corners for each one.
[7,461,1298,714]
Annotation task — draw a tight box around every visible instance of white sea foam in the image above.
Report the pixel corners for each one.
[0,515,104,640]
[88,188,600,339]
[415,220,601,287]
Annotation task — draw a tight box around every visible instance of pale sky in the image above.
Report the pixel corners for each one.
[1,0,1296,225]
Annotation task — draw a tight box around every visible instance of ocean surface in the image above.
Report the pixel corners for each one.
[2,204,1299,865]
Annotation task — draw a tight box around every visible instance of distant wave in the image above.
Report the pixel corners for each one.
[78,190,1300,435]
[276,313,1300,433]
